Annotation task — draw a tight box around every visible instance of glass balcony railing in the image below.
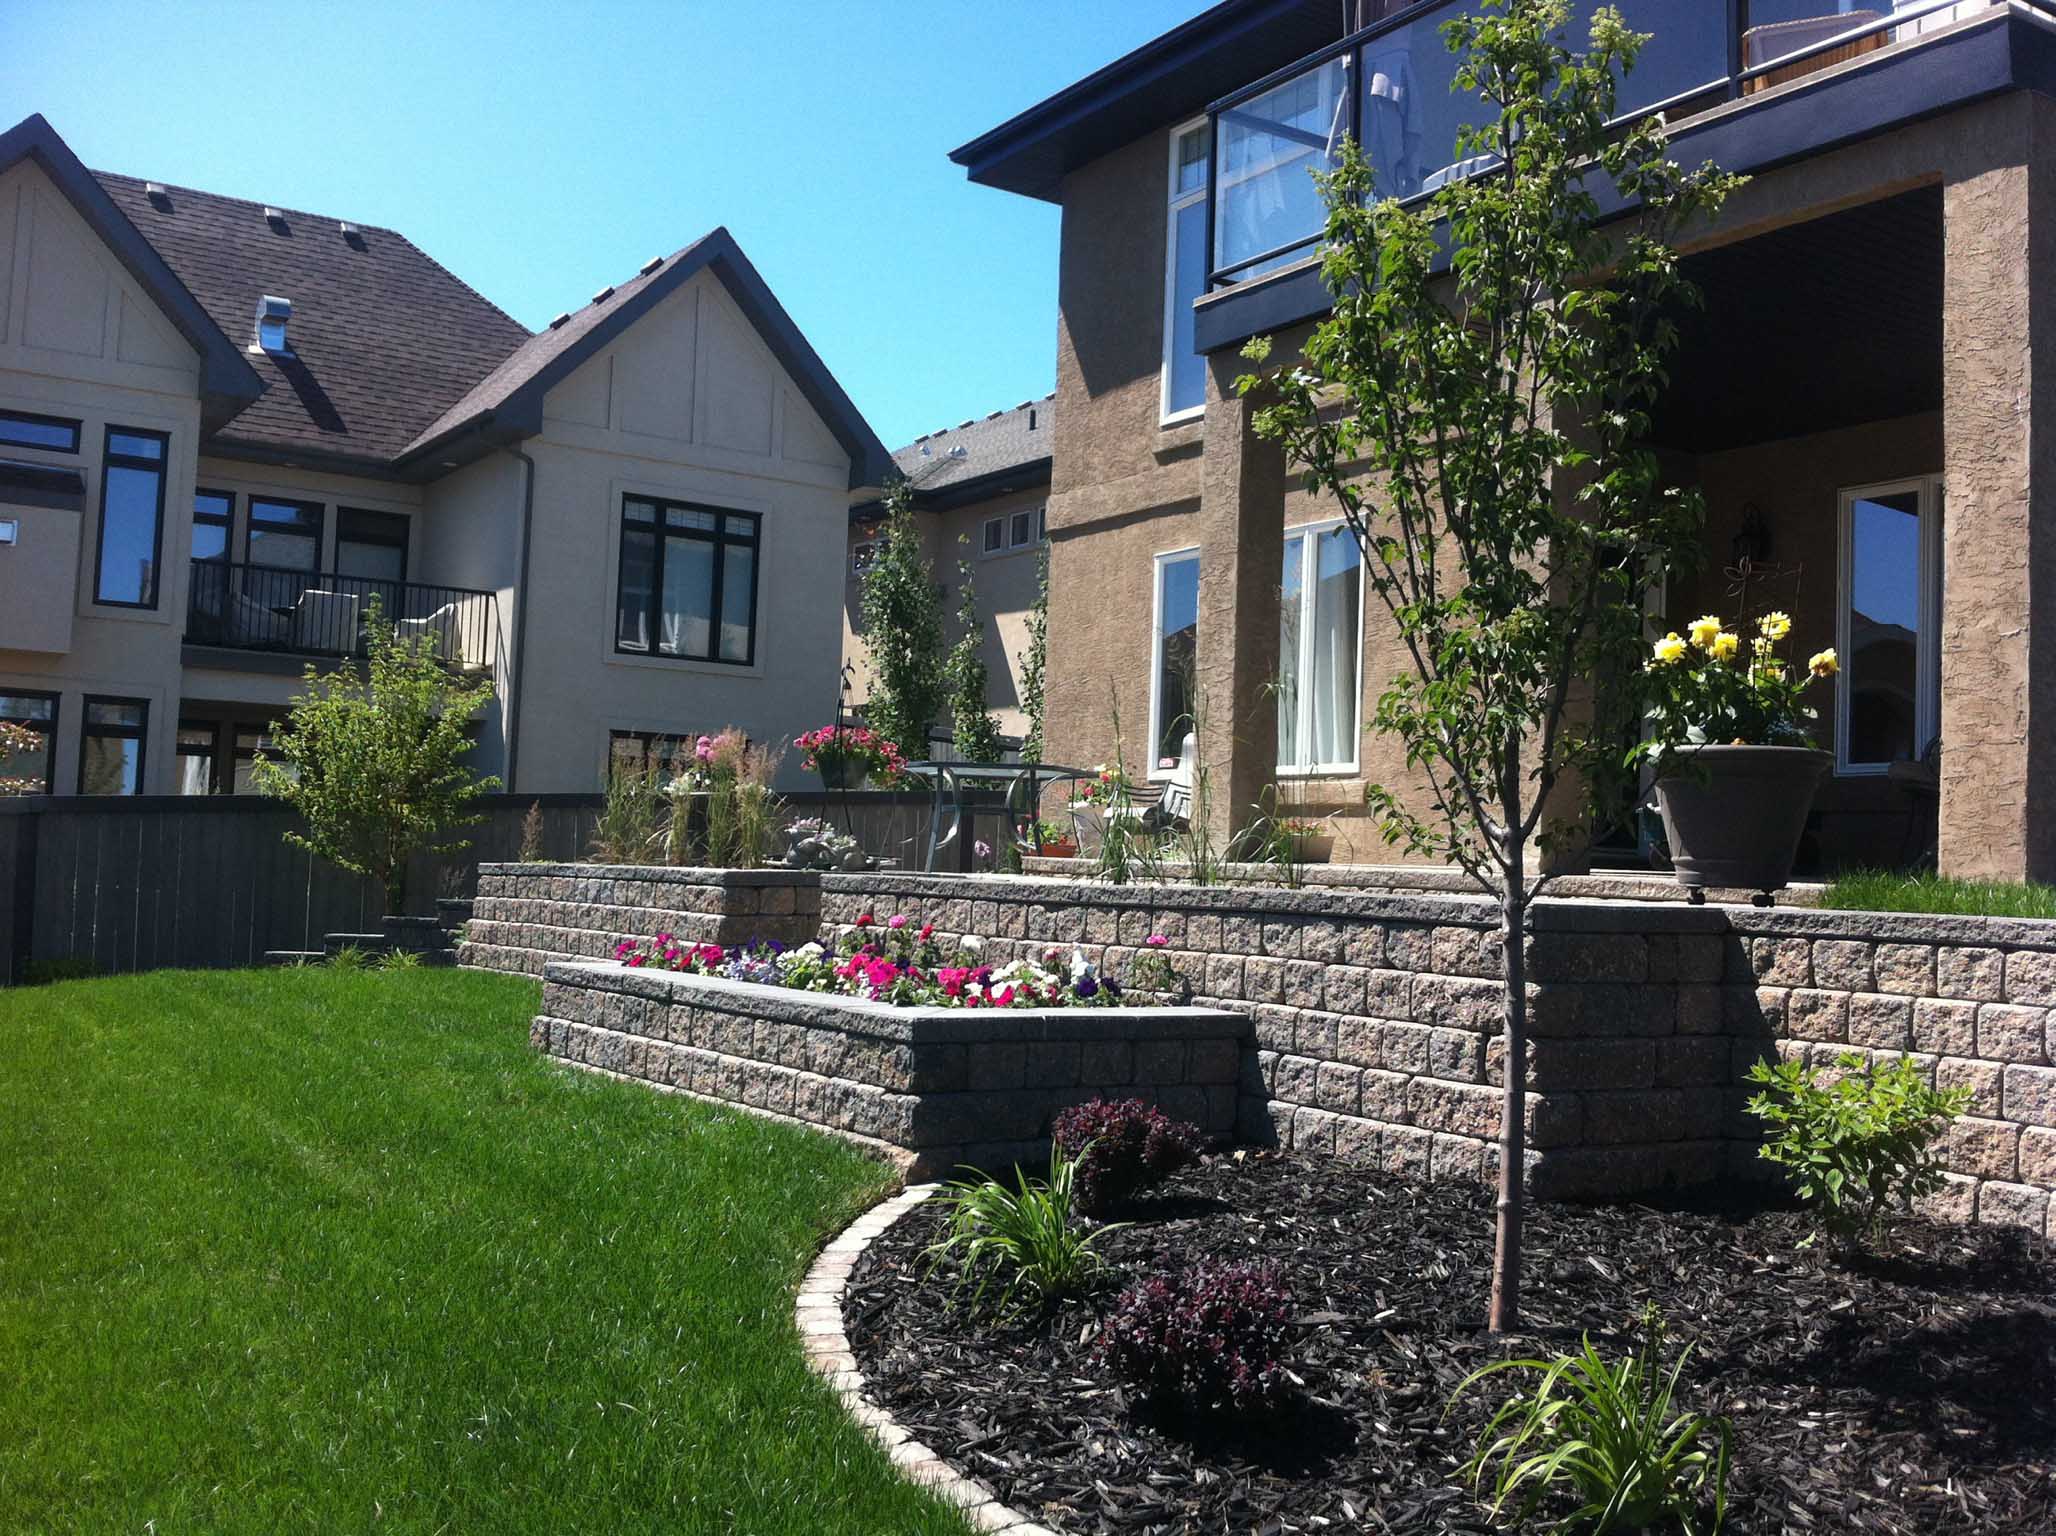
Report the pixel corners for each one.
[1206,0,2012,287]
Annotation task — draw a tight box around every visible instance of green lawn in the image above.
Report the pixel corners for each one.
[0,967,968,1535]
[1821,868,2056,919]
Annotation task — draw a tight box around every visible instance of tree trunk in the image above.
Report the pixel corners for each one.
[1489,879,1529,1333]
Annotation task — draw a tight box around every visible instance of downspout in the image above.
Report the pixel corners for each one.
[501,445,538,793]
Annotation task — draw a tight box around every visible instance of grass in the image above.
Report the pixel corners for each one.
[0,967,969,1535]
[1820,868,2056,919]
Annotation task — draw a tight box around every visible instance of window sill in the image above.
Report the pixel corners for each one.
[1155,415,1204,454]
[605,648,765,681]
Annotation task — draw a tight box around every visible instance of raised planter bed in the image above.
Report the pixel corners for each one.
[846,1148,2056,1535]
[530,959,1249,1178]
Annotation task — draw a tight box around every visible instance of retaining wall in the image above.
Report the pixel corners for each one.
[531,961,1247,1178]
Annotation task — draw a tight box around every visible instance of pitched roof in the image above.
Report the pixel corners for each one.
[399,226,893,489]
[94,170,531,471]
[855,394,1055,518]
[0,114,262,427]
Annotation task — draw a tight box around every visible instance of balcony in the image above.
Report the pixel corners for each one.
[183,559,500,674]
[1199,0,2038,327]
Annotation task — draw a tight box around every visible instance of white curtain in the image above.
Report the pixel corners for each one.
[1307,529,1360,765]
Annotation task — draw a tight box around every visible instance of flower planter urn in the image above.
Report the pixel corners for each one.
[1070,807,1104,855]
[1037,838,1080,859]
[816,760,870,792]
[1289,833,1335,865]
[1652,744,1829,904]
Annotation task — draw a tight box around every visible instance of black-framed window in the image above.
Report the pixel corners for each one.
[192,489,233,562]
[0,691,59,794]
[232,721,283,794]
[79,696,147,795]
[94,427,168,607]
[175,719,217,795]
[609,730,685,782]
[247,496,323,571]
[335,508,409,585]
[0,410,81,454]
[614,497,759,665]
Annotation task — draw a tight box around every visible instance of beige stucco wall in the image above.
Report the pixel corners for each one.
[504,269,853,794]
[843,483,1047,744]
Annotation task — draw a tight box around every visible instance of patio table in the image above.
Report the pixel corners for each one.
[899,761,1093,872]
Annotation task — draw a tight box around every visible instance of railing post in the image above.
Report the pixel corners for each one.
[1203,107,1218,293]
[1728,0,1747,99]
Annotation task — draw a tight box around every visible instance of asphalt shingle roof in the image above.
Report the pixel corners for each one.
[93,172,532,466]
[893,393,1054,495]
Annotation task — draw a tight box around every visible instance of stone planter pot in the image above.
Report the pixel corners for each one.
[1070,806,1104,855]
[1036,838,1079,859]
[1290,833,1335,865]
[1652,744,1829,904]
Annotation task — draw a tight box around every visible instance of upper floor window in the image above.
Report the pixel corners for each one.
[0,410,81,454]
[247,497,323,571]
[192,490,232,562]
[1150,548,1201,773]
[0,691,58,794]
[1278,522,1363,774]
[981,507,1046,557]
[336,508,409,586]
[615,497,760,665]
[94,427,167,607]
[1837,477,1943,774]
[1161,120,1212,422]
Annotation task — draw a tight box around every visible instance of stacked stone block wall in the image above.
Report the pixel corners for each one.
[462,864,821,975]
[530,960,1247,1179]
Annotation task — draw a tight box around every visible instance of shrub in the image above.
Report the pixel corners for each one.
[1051,1097,1204,1216]
[517,800,547,862]
[1452,1306,1730,1536]
[1096,1260,1293,1414]
[1745,1051,1971,1245]
[923,1147,1117,1313]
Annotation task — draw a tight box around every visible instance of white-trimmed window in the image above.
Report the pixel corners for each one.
[1277,522,1363,774]
[1160,119,1212,424]
[1836,476,1943,775]
[1149,548,1201,775]
[980,507,1046,557]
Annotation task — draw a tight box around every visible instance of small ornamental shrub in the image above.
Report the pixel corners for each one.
[1096,1260,1293,1414]
[1745,1052,1971,1245]
[1453,1305,1730,1536]
[1052,1097,1204,1216]
[924,1147,1116,1313]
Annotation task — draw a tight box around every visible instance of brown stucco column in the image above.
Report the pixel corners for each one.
[1195,374,1284,852]
[1938,129,2056,881]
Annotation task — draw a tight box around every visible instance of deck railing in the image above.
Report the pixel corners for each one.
[183,559,501,672]
[1204,0,2024,288]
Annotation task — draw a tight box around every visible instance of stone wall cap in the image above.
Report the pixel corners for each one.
[1725,904,2056,950]
[820,871,1500,927]
[481,862,821,888]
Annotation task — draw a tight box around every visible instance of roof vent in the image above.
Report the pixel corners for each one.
[144,181,171,209]
[548,311,571,329]
[1028,408,1038,430]
[591,285,615,305]
[262,206,289,234]
[252,294,292,356]
[638,255,664,276]
[338,219,367,250]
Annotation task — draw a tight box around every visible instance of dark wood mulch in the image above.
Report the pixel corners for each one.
[843,1151,2056,1534]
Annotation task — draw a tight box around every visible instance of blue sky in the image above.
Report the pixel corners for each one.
[2,0,1211,450]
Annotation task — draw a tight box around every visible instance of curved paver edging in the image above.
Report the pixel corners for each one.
[798,1184,1065,1536]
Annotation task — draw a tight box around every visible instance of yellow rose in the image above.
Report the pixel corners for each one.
[1688,615,1722,649]
[1809,648,1839,678]
[1652,632,1687,665]
[1711,631,1740,661]
[1759,610,1792,641]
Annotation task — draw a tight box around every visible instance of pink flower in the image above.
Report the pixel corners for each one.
[919,923,934,941]
[888,914,909,930]
[1145,934,1169,948]
[855,913,874,928]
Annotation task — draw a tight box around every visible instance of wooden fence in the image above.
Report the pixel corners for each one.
[0,788,994,983]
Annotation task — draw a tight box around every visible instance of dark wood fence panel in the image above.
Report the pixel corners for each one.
[0,786,985,983]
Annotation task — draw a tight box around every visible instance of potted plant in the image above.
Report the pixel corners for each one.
[1067,764,1134,854]
[1638,610,1838,903]
[794,725,904,792]
[1278,817,1335,865]
[1028,818,1078,859]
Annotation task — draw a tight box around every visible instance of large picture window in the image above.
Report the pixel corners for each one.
[1161,120,1212,423]
[0,691,58,794]
[247,497,323,570]
[1278,523,1363,774]
[1149,549,1201,773]
[94,427,168,607]
[1837,477,1943,774]
[615,497,760,665]
[79,696,147,795]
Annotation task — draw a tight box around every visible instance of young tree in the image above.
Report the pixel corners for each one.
[1018,545,1049,763]
[858,478,947,758]
[946,535,1006,763]
[1239,0,1739,1331]
[254,604,501,912]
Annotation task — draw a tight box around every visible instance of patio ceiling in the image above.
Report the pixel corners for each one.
[1647,187,1943,454]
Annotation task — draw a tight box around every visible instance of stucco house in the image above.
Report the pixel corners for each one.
[843,395,1052,747]
[0,113,889,798]
[952,0,2055,882]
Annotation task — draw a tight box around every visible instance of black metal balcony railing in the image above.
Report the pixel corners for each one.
[1204,0,2029,289]
[184,559,501,673]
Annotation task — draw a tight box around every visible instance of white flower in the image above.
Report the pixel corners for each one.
[795,942,826,959]
[1068,947,1097,984]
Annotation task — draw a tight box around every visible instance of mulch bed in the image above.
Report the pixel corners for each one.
[843,1151,2056,1534]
